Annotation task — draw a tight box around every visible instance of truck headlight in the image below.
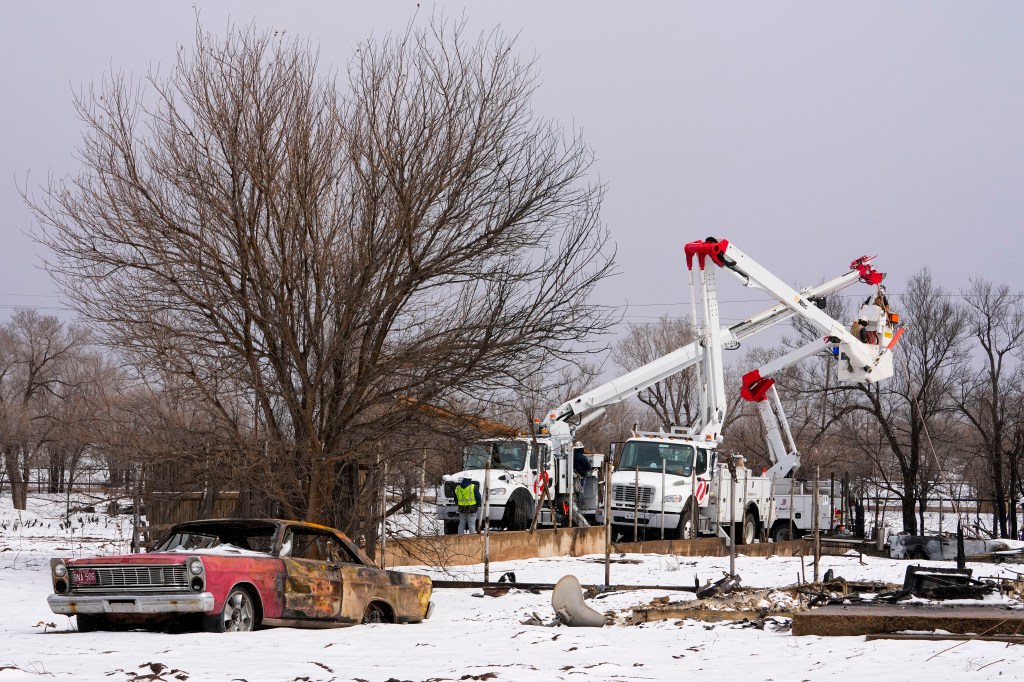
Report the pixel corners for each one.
[663,494,683,503]
[53,562,68,578]
[188,558,204,575]
[489,487,507,496]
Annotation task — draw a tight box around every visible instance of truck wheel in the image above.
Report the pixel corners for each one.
[771,522,796,542]
[443,520,459,535]
[675,497,697,540]
[509,490,533,531]
[500,489,533,531]
[740,512,758,545]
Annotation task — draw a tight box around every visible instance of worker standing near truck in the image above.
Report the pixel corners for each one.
[454,477,482,534]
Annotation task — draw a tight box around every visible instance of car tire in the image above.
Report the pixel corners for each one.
[362,601,391,624]
[203,586,257,633]
[442,520,459,535]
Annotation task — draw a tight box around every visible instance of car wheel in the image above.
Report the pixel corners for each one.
[204,587,256,633]
[443,520,459,535]
[362,601,390,624]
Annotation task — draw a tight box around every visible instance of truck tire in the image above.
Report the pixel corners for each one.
[739,511,758,545]
[501,488,533,531]
[771,521,796,542]
[674,497,697,540]
[443,520,460,535]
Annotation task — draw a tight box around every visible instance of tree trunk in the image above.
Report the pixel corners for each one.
[901,472,918,535]
[4,450,28,511]
[993,457,1007,538]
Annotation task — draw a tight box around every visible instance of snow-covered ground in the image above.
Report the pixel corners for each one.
[2,494,1023,682]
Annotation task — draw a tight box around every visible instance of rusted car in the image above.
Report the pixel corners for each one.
[47,519,433,632]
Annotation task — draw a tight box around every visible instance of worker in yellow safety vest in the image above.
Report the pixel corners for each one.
[454,477,482,534]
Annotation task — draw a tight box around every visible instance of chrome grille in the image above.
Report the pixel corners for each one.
[70,564,189,592]
[612,484,654,507]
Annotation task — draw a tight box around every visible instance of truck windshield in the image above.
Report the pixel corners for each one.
[617,441,694,476]
[464,441,528,471]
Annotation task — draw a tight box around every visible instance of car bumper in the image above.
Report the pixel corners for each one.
[48,592,215,616]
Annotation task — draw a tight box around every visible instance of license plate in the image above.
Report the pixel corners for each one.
[72,569,97,585]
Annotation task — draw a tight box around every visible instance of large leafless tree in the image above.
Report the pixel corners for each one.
[27,20,615,540]
[956,278,1024,538]
[838,270,969,534]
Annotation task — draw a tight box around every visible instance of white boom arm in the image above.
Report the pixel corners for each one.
[685,238,898,384]
[543,255,879,437]
[677,236,904,480]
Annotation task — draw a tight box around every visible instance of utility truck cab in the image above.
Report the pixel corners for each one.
[609,435,710,536]
[609,431,775,544]
[436,435,604,534]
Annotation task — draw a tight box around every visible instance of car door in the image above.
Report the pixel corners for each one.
[279,528,344,621]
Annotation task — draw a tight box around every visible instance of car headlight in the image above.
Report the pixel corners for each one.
[489,487,507,496]
[188,558,204,575]
[53,562,67,578]
[663,494,683,503]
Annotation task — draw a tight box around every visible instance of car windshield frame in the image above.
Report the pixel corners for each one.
[150,521,280,555]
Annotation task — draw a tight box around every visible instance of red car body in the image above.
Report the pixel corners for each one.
[47,519,433,632]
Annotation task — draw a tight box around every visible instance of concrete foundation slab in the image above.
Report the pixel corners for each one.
[792,604,1024,637]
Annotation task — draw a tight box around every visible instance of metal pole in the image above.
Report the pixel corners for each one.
[690,465,697,540]
[634,466,640,542]
[729,468,736,577]
[568,449,574,530]
[741,466,748,543]
[484,459,491,583]
[661,459,666,541]
[813,465,820,583]
[604,455,612,588]
[789,478,795,541]
[830,474,835,532]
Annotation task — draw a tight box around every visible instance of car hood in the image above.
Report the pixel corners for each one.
[63,551,272,566]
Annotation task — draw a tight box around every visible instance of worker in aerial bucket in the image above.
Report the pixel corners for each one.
[454,476,482,534]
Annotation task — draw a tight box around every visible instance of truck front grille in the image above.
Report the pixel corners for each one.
[612,484,654,507]
[70,564,189,592]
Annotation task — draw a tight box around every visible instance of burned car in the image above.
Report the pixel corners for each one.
[47,519,433,632]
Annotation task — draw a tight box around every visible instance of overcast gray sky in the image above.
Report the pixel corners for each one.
[4,2,1023,336]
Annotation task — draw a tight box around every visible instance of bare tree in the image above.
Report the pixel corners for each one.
[610,316,698,430]
[28,20,615,543]
[0,309,91,510]
[839,269,969,534]
[956,278,1024,538]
